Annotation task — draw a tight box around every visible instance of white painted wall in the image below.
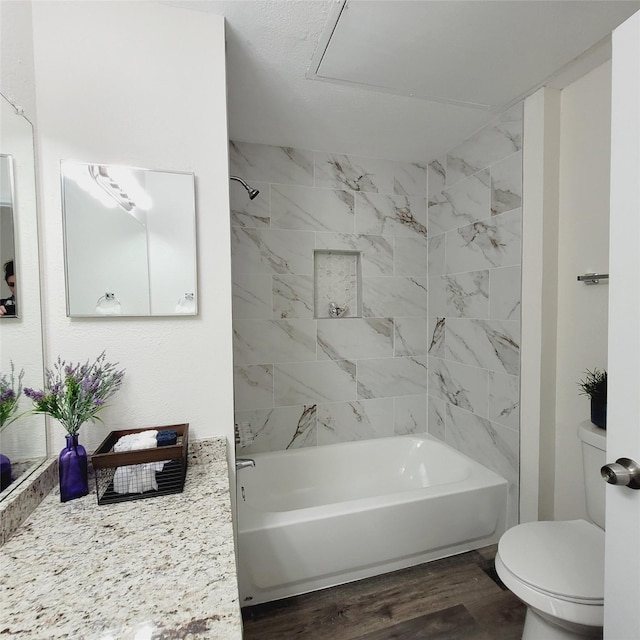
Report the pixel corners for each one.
[0,0,37,122]
[554,62,611,520]
[30,2,234,453]
[521,86,561,522]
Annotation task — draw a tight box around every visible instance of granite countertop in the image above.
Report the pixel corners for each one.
[0,438,242,639]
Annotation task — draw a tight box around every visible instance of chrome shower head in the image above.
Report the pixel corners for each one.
[230,175,260,200]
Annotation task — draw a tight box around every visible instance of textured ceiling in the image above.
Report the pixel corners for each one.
[162,0,640,163]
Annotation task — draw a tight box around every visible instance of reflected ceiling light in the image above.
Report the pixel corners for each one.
[63,162,152,213]
[89,165,136,212]
[108,166,153,210]
[63,162,117,209]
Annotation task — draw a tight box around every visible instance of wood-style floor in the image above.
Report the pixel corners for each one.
[241,545,526,640]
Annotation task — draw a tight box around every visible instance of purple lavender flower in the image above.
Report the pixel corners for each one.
[0,389,15,403]
[1,363,25,430]
[24,351,125,436]
[24,388,46,402]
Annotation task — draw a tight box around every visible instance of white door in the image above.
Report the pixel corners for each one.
[604,9,640,639]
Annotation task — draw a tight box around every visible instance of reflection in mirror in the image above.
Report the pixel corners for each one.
[0,93,47,499]
[1,155,17,317]
[61,161,198,317]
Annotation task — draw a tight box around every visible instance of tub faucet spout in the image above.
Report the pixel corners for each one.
[236,457,255,470]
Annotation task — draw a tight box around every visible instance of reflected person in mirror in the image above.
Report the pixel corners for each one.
[0,260,16,316]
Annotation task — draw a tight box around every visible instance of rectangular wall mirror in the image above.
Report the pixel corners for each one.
[61,161,198,317]
[0,92,47,499]
[1,154,17,317]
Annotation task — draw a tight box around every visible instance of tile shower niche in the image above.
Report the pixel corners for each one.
[314,250,362,319]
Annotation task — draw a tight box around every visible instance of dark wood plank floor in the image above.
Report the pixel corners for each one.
[241,545,525,640]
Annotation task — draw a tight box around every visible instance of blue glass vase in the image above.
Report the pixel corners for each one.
[59,434,89,502]
[0,453,12,491]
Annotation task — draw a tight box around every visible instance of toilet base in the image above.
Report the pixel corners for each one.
[523,608,603,640]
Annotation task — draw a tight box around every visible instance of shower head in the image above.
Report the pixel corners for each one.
[230,175,260,200]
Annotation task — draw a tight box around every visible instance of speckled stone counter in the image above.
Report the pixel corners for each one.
[0,437,242,639]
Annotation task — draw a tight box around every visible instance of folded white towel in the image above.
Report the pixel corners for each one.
[113,430,165,494]
[113,430,159,453]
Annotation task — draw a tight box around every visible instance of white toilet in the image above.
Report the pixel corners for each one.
[495,422,606,640]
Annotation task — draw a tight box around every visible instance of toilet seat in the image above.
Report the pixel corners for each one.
[496,519,604,627]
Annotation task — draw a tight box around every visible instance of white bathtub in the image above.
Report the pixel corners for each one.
[236,434,508,606]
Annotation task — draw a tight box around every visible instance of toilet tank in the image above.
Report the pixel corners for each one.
[578,421,607,528]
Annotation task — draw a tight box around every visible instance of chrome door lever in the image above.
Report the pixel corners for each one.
[601,458,640,490]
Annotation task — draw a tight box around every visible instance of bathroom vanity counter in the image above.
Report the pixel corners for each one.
[0,438,242,639]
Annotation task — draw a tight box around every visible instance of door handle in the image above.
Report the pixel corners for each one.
[601,458,640,490]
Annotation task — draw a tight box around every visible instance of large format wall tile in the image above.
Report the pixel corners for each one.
[445,318,520,375]
[446,104,523,187]
[273,274,314,319]
[271,184,355,232]
[445,208,522,272]
[428,357,489,417]
[235,405,317,453]
[394,395,427,435]
[444,403,519,525]
[233,364,273,411]
[428,157,446,202]
[233,319,317,364]
[363,277,428,317]
[230,141,314,186]
[232,273,272,319]
[428,169,491,236]
[317,399,394,445]
[489,266,521,321]
[356,193,428,237]
[231,228,315,275]
[314,152,426,196]
[427,396,446,440]
[488,371,520,431]
[314,152,391,192]
[357,356,428,399]
[394,317,430,356]
[428,317,446,357]
[429,271,490,319]
[394,237,429,276]
[393,161,427,197]
[274,360,357,406]
[445,404,519,485]
[317,317,393,360]
[491,151,522,215]
[427,233,446,277]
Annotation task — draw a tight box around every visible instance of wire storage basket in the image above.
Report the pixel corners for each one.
[91,423,189,505]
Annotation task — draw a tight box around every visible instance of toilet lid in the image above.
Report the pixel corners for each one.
[498,519,605,602]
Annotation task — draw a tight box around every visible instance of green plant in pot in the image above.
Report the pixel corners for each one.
[578,368,607,429]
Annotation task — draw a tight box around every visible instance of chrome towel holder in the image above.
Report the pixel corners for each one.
[577,273,609,285]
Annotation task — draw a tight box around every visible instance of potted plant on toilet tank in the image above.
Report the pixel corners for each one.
[578,367,607,429]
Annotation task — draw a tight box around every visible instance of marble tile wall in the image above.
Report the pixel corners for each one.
[230,103,522,525]
[230,141,429,454]
[427,104,523,526]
